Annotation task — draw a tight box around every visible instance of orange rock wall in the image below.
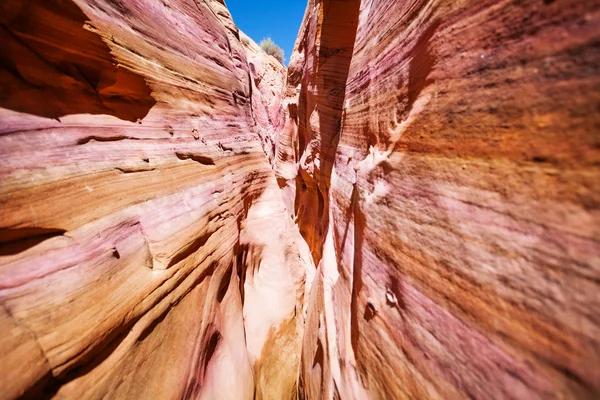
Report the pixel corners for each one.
[239,30,287,165]
[274,0,600,398]
[0,0,311,399]
[1,0,599,399]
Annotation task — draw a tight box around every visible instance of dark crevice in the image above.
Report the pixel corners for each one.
[217,142,234,152]
[312,339,324,369]
[293,0,361,266]
[202,331,221,377]
[17,370,56,400]
[167,231,213,269]
[364,301,377,321]
[204,331,221,374]
[236,244,248,307]
[183,321,222,399]
[115,167,156,174]
[77,136,140,145]
[0,0,155,122]
[0,228,66,256]
[350,184,365,359]
[175,152,215,165]
[216,264,233,303]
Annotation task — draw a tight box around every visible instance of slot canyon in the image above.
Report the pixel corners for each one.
[0,0,598,398]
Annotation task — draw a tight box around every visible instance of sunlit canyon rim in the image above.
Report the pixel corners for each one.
[0,0,598,399]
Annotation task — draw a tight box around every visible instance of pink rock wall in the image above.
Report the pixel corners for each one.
[275,0,600,398]
[1,0,599,398]
[0,0,310,398]
[239,31,287,165]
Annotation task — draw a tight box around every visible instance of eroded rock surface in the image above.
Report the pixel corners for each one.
[275,0,600,399]
[239,31,287,165]
[1,0,599,399]
[0,0,310,399]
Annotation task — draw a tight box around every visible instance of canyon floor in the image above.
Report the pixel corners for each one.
[0,0,599,399]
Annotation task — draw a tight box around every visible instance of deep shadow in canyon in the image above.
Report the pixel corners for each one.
[0,0,155,122]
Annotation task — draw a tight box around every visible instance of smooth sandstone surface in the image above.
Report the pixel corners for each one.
[0,0,599,399]
[0,0,311,398]
[274,0,600,399]
[239,30,287,165]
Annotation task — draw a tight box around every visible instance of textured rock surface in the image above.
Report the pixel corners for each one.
[239,31,287,165]
[0,0,310,398]
[1,0,599,399]
[275,0,600,398]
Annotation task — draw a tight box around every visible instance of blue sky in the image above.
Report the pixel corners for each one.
[225,0,307,65]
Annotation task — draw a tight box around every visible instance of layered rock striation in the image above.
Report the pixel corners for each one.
[239,30,287,165]
[275,0,600,398]
[0,0,599,399]
[0,0,311,398]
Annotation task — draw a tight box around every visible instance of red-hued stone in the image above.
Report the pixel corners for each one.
[275,0,600,398]
[0,0,598,398]
[0,0,310,398]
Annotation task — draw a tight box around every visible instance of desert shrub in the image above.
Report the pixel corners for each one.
[259,37,284,64]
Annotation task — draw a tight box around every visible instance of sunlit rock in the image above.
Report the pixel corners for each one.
[0,0,598,399]
[278,0,600,399]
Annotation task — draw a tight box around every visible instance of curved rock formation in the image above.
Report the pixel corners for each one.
[1,0,599,399]
[276,0,600,398]
[239,30,287,165]
[0,0,311,398]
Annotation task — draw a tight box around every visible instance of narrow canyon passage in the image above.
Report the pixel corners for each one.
[0,0,598,399]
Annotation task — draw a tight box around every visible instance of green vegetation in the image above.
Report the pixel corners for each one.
[259,37,284,64]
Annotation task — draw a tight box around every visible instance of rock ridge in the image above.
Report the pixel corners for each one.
[276,0,600,398]
[0,0,311,398]
[0,0,599,399]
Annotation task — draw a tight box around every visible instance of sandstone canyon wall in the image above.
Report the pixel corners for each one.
[275,0,600,399]
[0,0,599,399]
[0,0,312,398]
